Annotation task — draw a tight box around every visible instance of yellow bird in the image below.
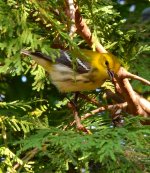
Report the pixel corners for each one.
[21,49,120,92]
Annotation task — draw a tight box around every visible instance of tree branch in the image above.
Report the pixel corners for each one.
[114,67,150,117]
[65,1,150,123]
[69,102,127,127]
[75,5,107,53]
[117,67,150,86]
[65,0,107,53]
[13,148,39,170]
[82,102,127,120]
[67,101,91,134]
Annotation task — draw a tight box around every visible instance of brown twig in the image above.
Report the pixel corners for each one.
[117,67,150,86]
[70,102,127,127]
[82,102,127,120]
[75,5,107,53]
[115,67,150,117]
[67,101,91,134]
[65,0,107,53]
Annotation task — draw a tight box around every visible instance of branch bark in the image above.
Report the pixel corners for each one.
[115,67,150,117]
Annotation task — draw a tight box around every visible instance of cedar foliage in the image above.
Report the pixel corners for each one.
[0,0,150,172]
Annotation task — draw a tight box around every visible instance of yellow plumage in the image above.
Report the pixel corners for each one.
[21,49,120,92]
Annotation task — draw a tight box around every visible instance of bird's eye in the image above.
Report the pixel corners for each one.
[105,60,109,66]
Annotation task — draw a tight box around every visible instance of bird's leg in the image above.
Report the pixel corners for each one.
[73,92,86,131]
[68,92,90,133]
[74,91,79,105]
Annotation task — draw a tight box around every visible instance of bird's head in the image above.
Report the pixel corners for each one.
[91,52,121,80]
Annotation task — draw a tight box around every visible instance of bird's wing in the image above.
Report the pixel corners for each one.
[21,50,91,74]
[57,50,91,74]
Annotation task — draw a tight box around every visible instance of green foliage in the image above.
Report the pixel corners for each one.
[0,0,149,173]
[14,119,150,173]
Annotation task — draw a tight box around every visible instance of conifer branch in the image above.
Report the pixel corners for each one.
[82,102,128,120]
[69,102,127,127]
[65,0,107,53]
[13,148,39,170]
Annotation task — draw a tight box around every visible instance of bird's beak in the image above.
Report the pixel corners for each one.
[107,69,114,80]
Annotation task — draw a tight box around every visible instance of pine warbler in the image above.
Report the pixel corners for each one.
[21,49,120,92]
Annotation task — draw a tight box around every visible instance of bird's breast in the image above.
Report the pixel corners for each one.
[49,64,105,92]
